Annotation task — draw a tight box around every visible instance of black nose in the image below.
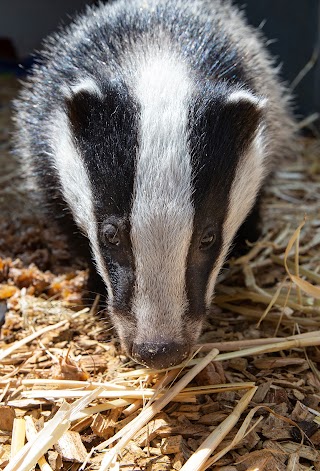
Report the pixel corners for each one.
[131,341,189,369]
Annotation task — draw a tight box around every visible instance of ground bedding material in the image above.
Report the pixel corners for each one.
[0,77,320,470]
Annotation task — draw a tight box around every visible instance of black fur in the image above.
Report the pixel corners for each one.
[186,83,263,318]
[65,81,138,313]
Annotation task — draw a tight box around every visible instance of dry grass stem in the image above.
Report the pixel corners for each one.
[118,334,320,377]
[202,406,265,470]
[1,79,320,470]
[24,416,54,471]
[180,387,257,471]
[198,329,320,351]
[3,388,103,471]
[97,348,219,470]
[0,309,89,362]
[284,219,320,299]
[10,419,26,460]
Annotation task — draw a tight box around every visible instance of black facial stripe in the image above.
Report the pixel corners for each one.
[66,80,138,315]
[185,82,263,316]
[189,82,259,206]
[66,80,139,218]
[101,246,135,312]
[98,215,136,316]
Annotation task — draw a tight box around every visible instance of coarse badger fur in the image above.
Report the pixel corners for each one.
[13,0,296,369]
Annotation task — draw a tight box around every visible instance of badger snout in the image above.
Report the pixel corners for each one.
[131,339,189,369]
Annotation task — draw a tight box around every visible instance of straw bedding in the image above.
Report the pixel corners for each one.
[0,76,320,470]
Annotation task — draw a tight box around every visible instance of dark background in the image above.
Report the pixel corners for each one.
[243,0,319,125]
[0,0,319,123]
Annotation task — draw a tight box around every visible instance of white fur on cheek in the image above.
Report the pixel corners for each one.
[205,129,267,306]
[50,112,113,299]
[130,53,195,342]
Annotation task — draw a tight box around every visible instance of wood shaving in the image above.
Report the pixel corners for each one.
[1,76,320,470]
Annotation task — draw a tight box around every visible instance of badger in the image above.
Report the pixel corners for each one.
[13,0,295,369]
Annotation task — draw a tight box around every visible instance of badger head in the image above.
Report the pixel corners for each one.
[52,56,266,369]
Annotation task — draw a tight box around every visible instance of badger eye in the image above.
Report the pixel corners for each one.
[199,227,216,250]
[102,223,120,246]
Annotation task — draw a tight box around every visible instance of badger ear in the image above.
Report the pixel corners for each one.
[64,79,103,135]
[223,89,266,151]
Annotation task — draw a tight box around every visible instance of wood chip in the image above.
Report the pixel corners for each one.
[1,111,320,471]
[55,431,88,463]
[195,361,226,385]
[262,415,292,440]
[0,444,10,468]
[172,452,185,470]
[47,450,63,470]
[236,448,286,471]
[160,435,185,454]
[135,415,172,447]
[280,441,320,462]
[198,412,229,426]
[0,406,15,432]
[253,380,272,403]
[91,409,121,439]
[253,357,307,370]
[171,411,201,421]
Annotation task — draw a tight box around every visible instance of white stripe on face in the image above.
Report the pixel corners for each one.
[205,129,267,306]
[130,53,195,341]
[50,111,113,299]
